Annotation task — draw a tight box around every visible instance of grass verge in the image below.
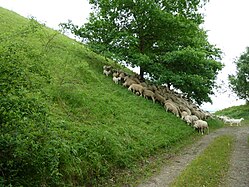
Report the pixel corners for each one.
[170,135,234,187]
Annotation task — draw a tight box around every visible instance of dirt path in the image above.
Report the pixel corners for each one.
[137,126,249,187]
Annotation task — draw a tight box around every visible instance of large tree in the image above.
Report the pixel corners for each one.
[61,0,222,104]
[229,47,249,103]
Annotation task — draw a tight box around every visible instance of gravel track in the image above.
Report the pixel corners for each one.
[137,126,249,187]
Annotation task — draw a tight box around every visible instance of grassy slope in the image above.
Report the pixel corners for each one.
[0,7,223,186]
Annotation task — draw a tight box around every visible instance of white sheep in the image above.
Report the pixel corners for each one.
[228,118,244,126]
[183,115,198,125]
[193,120,209,135]
[103,69,111,76]
[112,76,121,84]
[103,65,112,76]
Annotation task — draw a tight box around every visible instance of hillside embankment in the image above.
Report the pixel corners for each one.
[1,7,247,187]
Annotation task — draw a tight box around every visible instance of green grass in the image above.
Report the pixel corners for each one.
[0,7,224,186]
[170,135,234,187]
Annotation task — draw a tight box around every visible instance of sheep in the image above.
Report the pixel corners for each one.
[123,78,137,87]
[143,89,155,103]
[103,69,112,76]
[113,76,121,84]
[223,117,232,124]
[178,105,191,115]
[217,115,230,123]
[154,91,166,105]
[103,65,112,76]
[181,111,189,120]
[192,110,205,120]
[183,115,199,125]
[112,72,119,78]
[128,84,144,96]
[183,115,192,125]
[228,118,244,126]
[193,120,209,135]
[164,101,180,117]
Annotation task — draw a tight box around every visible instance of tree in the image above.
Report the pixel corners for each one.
[60,0,222,104]
[229,47,249,103]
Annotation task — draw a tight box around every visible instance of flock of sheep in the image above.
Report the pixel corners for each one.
[217,116,244,126]
[103,65,212,135]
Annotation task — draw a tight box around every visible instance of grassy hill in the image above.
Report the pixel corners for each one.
[0,7,223,186]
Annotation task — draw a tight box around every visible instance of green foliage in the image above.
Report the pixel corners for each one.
[0,8,224,186]
[60,0,222,104]
[229,47,249,102]
[170,135,234,187]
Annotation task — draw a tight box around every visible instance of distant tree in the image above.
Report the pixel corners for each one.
[229,47,249,103]
[60,0,222,104]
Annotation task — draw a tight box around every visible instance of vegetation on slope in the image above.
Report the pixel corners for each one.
[0,8,223,186]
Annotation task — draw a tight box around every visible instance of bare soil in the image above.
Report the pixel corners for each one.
[137,126,249,187]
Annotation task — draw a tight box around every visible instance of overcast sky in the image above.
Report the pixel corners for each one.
[0,0,247,111]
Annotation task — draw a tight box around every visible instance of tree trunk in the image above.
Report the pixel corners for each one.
[139,35,145,79]
[140,66,145,79]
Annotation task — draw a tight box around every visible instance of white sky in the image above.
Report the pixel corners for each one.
[0,0,247,111]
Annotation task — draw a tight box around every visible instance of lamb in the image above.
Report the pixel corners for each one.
[193,120,209,135]
[228,118,244,126]
[143,89,155,103]
[128,84,144,96]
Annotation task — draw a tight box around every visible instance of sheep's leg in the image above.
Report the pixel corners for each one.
[152,97,155,103]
